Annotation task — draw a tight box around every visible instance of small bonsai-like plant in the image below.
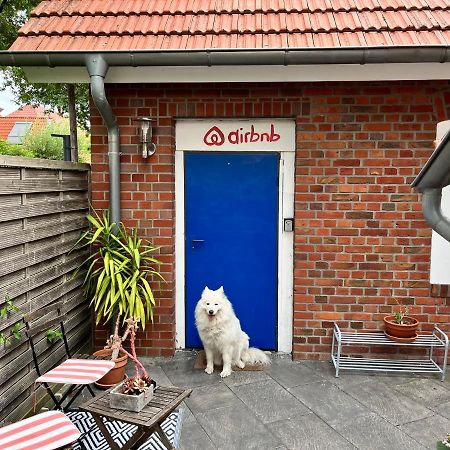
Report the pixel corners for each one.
[116,317,154,395]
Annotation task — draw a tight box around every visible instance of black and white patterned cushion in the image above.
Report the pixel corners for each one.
[66,409,184,450]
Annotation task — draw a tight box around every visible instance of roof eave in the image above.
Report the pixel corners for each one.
[0,46,449,67]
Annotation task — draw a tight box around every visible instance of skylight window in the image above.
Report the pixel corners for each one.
[7,122,32,144]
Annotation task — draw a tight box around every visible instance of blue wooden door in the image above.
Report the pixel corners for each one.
[185,152,279,350]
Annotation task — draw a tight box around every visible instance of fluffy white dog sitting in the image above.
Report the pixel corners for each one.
[195,286,270,378]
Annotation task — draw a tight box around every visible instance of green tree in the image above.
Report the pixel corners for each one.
[0,0,90,131]
[0,0,40,50]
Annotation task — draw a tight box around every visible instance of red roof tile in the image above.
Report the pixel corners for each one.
[9,0,450,51]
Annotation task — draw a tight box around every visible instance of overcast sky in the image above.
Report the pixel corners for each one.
[0,71,18,116]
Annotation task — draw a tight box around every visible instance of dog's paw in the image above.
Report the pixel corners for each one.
[205,366,214,375]
[236,360,245,369]
[220,368,232,378]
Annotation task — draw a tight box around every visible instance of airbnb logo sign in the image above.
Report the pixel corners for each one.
[203,124,281,147]
[203,126,225,146]
[176,119,294,152]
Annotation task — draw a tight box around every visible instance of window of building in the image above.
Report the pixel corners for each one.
[6,122,32,144]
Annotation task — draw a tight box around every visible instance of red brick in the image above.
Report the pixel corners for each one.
[91,80,448,360]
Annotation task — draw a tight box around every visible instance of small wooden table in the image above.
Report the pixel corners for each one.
[80,385,192,450]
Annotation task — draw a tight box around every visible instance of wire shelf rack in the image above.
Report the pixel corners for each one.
[331,323,449,381]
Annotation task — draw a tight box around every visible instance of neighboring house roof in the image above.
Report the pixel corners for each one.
[0,106,59,142]
[9,0,450,51]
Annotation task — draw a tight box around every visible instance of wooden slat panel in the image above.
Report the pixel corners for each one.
[0,155,89,171]
[0,179,87,194]
[0,254,84,305]
[0,199,87,223]
[0,161,90,422]
[0,241,74,278]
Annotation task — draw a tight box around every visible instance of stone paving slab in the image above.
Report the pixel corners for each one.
[340,378,435,426]
[266,360,325,389]
[179,419,216,450]
[185,382,241,414]
[289,380,372,428]
[195,404,282,450]
[267,412,357,450]
[390,378,450,408]
[399,414,450,449]
[231,379,310,424]
[335,413,426,450]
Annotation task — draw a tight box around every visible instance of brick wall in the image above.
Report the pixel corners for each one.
[90,80,450,360]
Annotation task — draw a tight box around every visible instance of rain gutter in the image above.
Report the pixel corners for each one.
[412,130,450,242]
[85,55,120,227]
[0,46,450,67]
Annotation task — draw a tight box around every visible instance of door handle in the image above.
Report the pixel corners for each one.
[191,239,205,249]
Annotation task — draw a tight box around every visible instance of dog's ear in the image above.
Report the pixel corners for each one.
[218,286,224,293]
[203,286,210,294]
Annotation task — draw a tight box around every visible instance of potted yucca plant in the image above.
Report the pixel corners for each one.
[74,210,162,388]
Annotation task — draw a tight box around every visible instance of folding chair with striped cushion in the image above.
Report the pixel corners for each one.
[24,301,115,411]
[0,410,81,450]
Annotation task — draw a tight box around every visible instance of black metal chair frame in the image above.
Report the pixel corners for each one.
[24,300,96,412]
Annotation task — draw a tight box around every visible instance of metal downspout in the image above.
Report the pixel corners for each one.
[85,55,121,225]
[422,188,450,242]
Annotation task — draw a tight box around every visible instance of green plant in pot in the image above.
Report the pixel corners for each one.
[384,296,419,342]
[74,210,162,389]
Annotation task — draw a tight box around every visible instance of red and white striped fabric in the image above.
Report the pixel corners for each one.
[36,359,115,384]
[0,410,81,450]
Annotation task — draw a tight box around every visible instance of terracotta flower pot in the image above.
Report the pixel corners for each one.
[384,315,419,341]
[93,348,128,390]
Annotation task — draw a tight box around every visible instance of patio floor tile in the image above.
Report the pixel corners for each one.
[390,378,450,408]
[267,412,357,450]
[266,361,325,388]
[195,404,282,450]
[230,379,310,423]
[335,413,426,450]
[288,381,372,428]
[399,414,450,449]
[178,419,216,450]
[340,378,435,426]
[185,382,241,414]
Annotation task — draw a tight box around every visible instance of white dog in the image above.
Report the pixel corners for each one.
[195,286,270,378]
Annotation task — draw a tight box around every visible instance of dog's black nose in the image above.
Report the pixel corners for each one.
[208,310,214,315]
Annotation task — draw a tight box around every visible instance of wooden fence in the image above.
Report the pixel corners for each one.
[0,156,91,422]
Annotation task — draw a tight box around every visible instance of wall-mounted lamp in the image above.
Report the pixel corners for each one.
[133,117,156,158]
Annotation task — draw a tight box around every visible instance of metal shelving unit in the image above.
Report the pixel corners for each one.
[331,323,449,381]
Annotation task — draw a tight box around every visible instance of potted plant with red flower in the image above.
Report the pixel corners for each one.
[109,317,156,412]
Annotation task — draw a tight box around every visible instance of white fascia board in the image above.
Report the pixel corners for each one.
[23,62,450,84]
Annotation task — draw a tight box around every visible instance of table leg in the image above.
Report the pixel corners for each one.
[154,423,175,450]
[90,413,120,450]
